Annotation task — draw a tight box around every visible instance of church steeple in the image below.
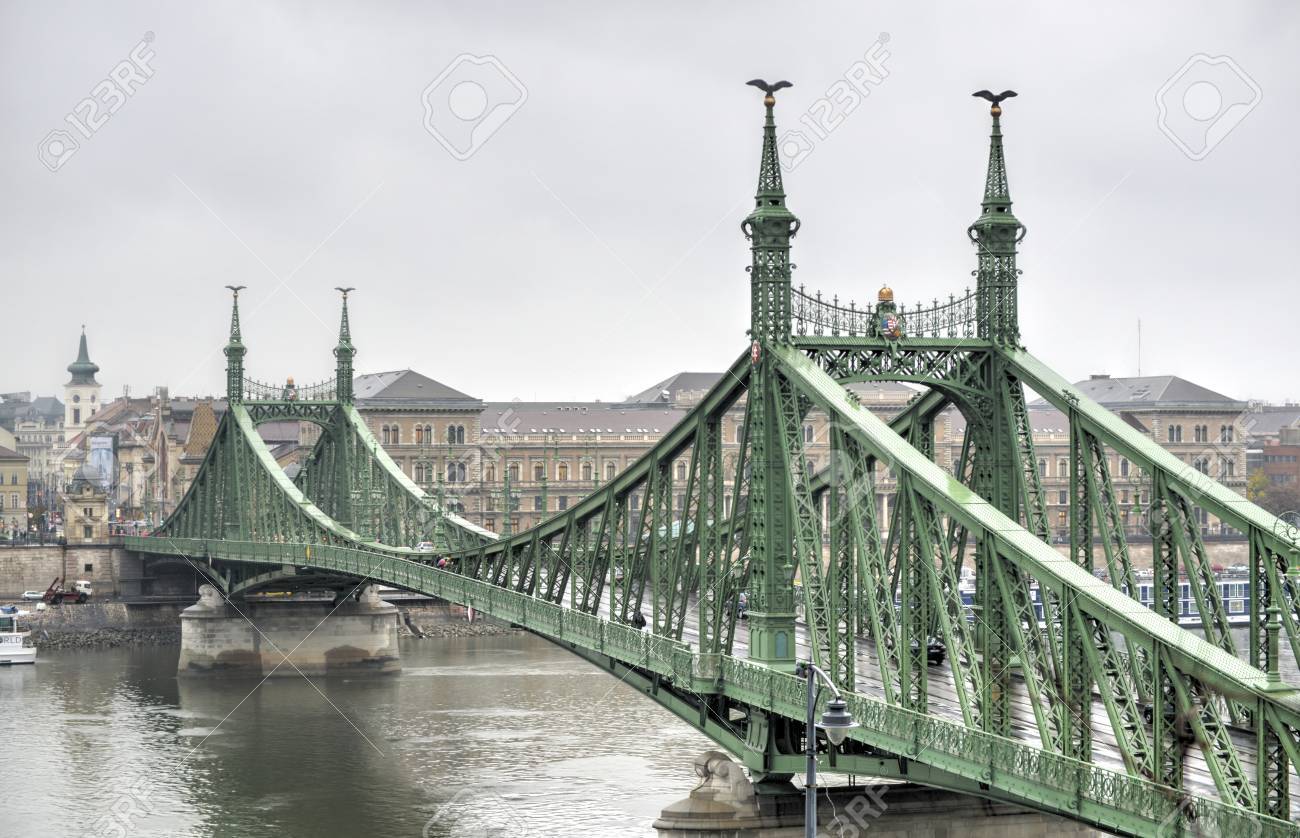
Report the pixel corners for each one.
[742,79,801,345]
[66,327,99,385]
[968,90,1025,345]
[333,287,356,404]
[223,285,247,403]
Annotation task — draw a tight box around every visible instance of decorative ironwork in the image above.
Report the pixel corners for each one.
[239,376,338,402]
[790,285,978,339]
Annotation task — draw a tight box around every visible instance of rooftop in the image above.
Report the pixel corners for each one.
[0,445,28,462]
[354,370,480,406]
[1030,374,1244,410]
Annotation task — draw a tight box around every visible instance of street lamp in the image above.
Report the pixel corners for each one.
[794,661,857,838]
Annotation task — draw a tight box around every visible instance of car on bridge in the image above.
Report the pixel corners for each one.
[20,591,43,602]
[415,541,434,552]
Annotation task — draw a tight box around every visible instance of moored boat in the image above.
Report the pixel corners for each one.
[0,607,37,665]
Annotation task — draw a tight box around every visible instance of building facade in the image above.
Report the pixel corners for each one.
[1023,374,1249,538]
[0,445,29,536]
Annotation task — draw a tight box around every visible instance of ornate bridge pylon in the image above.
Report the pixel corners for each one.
[129,83,1300,836]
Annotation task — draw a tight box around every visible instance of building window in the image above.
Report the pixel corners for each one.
[1119,458,1129,477]
[735,425,743,444]
[1194,457,1209,475]
[391,425,400,444]
[1037,458,1046,478]
[557,463,569,481]
[581,462,593,481]
[675,462,687,481]
[487,497,497,511]
[605,462,616,481]
[485,518,496,531]
[83,525,93,539]
[1167,425,1183,443]
[508,463,520,482]
[1058,490,1067,505]
[485,464,496,482]
[676,493,685,510]
[414,463,425,483]
[73,408,80,424]
[534,464,545,481]
[1057,458,1067,477]
[446,462,466,483]
[803,424,814,444]
[447,424,465,444]
[415,425,424,444]
[1221,425,1234,443]
[534,496,544,512]
[1223,458,1235,478]
[84,563,93,573]
[558,496,568,511]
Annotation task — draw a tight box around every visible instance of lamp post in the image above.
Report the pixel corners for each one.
[793,661,857,838]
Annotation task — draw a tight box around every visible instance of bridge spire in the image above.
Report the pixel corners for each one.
[743,79,800,345]
[223,285,247,403]
[333,287,356,403]
[968,90,1025,345]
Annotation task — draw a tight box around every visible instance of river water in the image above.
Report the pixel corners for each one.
[0,634,716,838]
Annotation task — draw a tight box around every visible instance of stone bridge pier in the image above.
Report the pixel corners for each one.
[178,584,400,676]
[653,751,1112,837]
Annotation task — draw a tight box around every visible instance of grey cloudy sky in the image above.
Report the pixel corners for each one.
[2,2,1297,404]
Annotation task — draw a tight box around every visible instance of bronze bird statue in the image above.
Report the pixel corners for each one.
[746,79,793,96]
[225,284,246,297]
[972,89,1017,105]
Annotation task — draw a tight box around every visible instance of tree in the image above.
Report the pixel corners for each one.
[1246,471,1270,503]
[1257,482,1300,517]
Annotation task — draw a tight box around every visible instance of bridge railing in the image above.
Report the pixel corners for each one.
[790,285,979,339]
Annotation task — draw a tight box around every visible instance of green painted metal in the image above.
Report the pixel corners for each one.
[130,86,1300,834]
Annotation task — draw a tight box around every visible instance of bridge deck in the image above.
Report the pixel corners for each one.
[600,596,1300,819]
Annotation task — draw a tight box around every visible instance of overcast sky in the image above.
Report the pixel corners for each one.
[2,3,1297,405]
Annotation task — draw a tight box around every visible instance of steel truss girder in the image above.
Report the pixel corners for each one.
[1005,348,1300,676]
[770,344,1300,815]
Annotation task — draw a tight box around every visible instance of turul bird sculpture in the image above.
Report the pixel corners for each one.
[746,79,793,96]
[972,89,1017,105]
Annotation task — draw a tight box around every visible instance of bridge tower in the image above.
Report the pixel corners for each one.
[969,91,1025,346]
[223,285,247,403]
[742,81,801,672]
[332,288,359,535]
[965,92,1042,742]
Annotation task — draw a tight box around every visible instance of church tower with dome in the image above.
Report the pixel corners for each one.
[64,327,102,432]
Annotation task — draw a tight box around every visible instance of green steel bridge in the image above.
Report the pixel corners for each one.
[126,87,1300,836]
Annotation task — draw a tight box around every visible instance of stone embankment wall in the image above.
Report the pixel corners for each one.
[0,544,125,598]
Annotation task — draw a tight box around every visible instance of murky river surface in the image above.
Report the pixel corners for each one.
[0,634,716,838]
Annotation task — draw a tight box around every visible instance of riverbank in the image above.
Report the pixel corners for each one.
[397,603,521,639]
[14,600,187,649]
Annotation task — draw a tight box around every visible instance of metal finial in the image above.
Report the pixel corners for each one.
[335,286,355,299]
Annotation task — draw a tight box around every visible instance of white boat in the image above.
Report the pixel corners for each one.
[0,609,37,665]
